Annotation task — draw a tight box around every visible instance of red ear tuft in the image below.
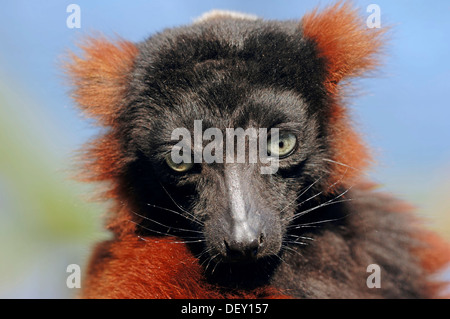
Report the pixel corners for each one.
[302,2,386,188]
[302,1,385,94]
[65,37,139,212]
[65,36,139,126]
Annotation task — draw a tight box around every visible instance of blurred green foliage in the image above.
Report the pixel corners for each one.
[0,79,109,298]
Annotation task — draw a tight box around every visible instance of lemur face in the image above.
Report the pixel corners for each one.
[117,19,336,270]
[126,89,328,263]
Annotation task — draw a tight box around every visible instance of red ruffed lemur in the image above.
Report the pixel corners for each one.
[66,2,450,298]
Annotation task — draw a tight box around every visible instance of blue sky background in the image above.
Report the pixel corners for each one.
[0,0,449,298]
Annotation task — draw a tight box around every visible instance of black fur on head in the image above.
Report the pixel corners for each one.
[114,16,349,288]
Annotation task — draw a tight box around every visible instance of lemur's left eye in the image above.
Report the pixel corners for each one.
[267,132,297,158]
[165,154,194,172]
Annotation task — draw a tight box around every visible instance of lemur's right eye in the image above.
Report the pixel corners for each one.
[267,132,297,159]
[165,154,194,172]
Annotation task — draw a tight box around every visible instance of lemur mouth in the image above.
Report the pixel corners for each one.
[222,239,260,263]
[202,252,281,289]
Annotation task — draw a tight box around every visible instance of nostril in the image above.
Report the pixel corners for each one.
[223,239,231,253]
[247,239,260,258]
[223,234,264,261]
[259,232,265,245]
[224,239,243,259]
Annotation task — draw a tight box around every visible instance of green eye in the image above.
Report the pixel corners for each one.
[267,132,297,158]
[165,154,194,172]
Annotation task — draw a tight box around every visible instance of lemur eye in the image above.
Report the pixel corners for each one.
[165,154,194,172]
[267,132,297,158]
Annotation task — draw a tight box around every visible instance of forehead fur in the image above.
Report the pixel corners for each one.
[128,18,328,117]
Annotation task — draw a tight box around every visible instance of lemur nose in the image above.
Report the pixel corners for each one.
[223,233,264,261]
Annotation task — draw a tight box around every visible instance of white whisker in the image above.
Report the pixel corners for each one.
[322,158,359,171]
[146,202,203,226]
[128,219,204,240]
[286,234,314,241]
[160,183,204,225]
[289,193,354,223]
[278,175,324,215]
[281,245,304,258]
[283,240,309,246]
[132,209,203,234]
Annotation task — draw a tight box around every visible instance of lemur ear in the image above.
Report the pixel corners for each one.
[301,2,386,189]
[65,37,139,209]
[301,1,385,94]
[65,36,139,126]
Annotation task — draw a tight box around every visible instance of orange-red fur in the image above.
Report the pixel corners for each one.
[414,231,450,298]
[302,1,385,186]
[83,224,287,299]
[66,37,139,126]
[66,37,139,234]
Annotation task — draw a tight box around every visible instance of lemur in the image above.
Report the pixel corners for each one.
[66,2,450,298]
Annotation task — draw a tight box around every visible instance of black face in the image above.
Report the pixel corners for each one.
[116,18,334,287]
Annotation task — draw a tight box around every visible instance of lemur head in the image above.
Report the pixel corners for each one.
[67,2,384,284]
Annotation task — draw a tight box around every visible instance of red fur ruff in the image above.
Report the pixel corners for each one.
[82,234,288,299]
[415,231,450,298]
